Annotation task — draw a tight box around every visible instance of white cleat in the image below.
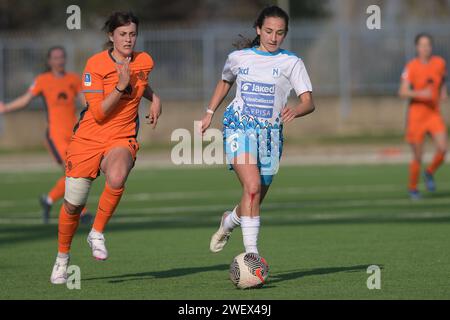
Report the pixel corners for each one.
[87,230,108,261]
[210,211,232,253]
[50,256,69,284]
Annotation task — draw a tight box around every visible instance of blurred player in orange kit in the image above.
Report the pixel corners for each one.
[399,33,448,199]
[50,11,162,284]
[0,46,92,224]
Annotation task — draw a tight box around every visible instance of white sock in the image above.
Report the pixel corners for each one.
[241,216,260,254]
[90,228,103,235]
[57,252,69,260]
[223,206,241,232]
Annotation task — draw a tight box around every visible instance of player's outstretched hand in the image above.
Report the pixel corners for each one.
[146,99,162,129]
[200,113,213,135]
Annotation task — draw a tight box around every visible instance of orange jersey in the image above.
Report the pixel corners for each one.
[29,72,81,140]
[401,55,447,113]
[75,49,154,142]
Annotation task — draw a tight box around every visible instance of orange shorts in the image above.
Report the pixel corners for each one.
[406,110,447,144]
[65,137,140,179]
[45,131,70,165]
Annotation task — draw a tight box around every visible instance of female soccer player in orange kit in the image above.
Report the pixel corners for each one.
[0,46,91,224]
[50,11,162,284]
[399,33,448,199]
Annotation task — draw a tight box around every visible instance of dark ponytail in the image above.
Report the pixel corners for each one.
[102,11,139,49]
[233,5,289,49]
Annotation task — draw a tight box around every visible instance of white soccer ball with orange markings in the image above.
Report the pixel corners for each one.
[229,252,269,289]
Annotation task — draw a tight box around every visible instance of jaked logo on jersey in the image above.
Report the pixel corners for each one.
[241,81,275,95]
[84,73,91,87]
[241,81,275,119]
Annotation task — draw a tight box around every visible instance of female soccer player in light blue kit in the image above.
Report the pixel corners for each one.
[200,6,315,256]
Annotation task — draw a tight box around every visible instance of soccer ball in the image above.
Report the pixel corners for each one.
[229,252,269,289]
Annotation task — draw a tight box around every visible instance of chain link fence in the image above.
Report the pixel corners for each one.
[0,22,449,111]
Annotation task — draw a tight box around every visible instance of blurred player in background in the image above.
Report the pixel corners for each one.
[0,46,92,224]
[399,33,448,199]
[50,11,162,284]
[201,6,315,256]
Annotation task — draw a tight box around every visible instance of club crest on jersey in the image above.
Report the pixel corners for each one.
[272,68,280,78]
[84,73,92,87]
[137,71,147,81]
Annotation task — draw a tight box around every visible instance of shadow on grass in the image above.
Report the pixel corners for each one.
[267,264,381,287]
[83,264,229,283]
[83,263,380,288]
[426,191,450,199]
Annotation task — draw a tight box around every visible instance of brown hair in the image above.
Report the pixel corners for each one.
[102,11,139,49]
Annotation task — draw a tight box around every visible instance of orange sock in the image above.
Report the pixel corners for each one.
[58,205,81,254]
[409,160,421,191]
[92,183,124,233]
[426,151,446,174]
[48,176,65,203]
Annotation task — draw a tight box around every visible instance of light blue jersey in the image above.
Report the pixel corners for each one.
[221,47,313,185]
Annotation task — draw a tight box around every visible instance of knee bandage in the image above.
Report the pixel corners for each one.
[64,177,92,206]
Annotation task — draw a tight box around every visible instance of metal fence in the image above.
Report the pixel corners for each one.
[1,22,450,109]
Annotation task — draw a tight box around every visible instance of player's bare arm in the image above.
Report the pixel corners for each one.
[200,80,233,134]
[0,91,34,114]
[398,78,432,100]
[144,85,162,129]
[281,91,315,124]
[77,91,86,107]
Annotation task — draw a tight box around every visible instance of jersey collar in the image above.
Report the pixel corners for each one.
[251,46,282,56]
[108,48,135,64]
[51,71,66,78]
[417,56,434,66]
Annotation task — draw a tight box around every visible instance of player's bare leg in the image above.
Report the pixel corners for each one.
[210,153,264,253]
[210,184,270,253]
[233,159,262,254]
[87,147,133,261]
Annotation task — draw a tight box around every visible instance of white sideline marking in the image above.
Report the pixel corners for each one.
[0,211,449,225]
[0,183,419,208]
[2,185,450,211]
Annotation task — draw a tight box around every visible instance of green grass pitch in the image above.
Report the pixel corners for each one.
[1,163,450,299]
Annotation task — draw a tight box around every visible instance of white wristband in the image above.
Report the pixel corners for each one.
[206,108,214,114]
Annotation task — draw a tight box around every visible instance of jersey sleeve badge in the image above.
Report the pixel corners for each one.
[84,73,92,87]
